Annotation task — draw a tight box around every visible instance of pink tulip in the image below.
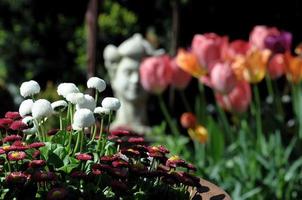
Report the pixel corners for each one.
[170,58,192,90]
[191,33,228,71]
[249,25,279,49]
[140,55,172,94]
[268,53,285,79]
[210,62,237,94]
[215,81,251,113]
[223,40,250,61]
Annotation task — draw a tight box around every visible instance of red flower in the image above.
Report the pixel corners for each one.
[47,188,68,200]
[127,137,145,144]
[0,149,5,154]
[110,129,131,137]
[10,120,28,131]
[32,150,41,158]
[0,118,13,128]
[29,142,45,149]
[180,112,197,129]
[3,135,22,143]
[29,160,46,168]
[11,141,29,151]
[76,153,92,161]
[5,112,21,120]
[6,172,29,186]
[8,151,26,161]
[112,160,129,168]
[33,171,57,182]
[71,171,87,179]
[47,128,60,136]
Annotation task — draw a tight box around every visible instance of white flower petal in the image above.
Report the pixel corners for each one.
[66,92,84,104]
[51,100,68,113]
[57,83,79,98]
[20,80,40,98]
[87,77,106,92]
[32,99,53,119]
[19,99,34,117]
[101,97,121,111]
[94,107,110,115]
[72,108,95,130]
[76,94,96,111]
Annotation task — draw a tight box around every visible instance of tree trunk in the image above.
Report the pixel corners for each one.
[86,0,98,80]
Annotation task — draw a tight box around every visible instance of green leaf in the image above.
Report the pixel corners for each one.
[48,151,64,168]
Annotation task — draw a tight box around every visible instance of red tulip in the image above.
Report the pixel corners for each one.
[268,53,285,79]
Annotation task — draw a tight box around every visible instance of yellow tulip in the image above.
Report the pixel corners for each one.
[232,48,271,83]
[188,125,208,144]
[176,49,207,78]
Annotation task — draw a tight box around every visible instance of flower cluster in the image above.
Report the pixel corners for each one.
[0,77,201,199]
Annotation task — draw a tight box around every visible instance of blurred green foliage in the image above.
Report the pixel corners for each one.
[99,0,138,38]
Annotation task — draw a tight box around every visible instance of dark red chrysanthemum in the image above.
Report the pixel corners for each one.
[76,153,92,161]
[110,129,132,137]
[5,112,21,120]
[121,148,140,158]
[6,172,29,186]
[0,118,14,128]
[110,180,129,195]
[32,150,41,159]
[166,155,186,168]
[100,155,119,163]
[29,160,46,168]
[8,151,26,161]
[10,120,28,131]
[11,141,29,151]
[127,137,145,144]
[33,171,57,182]
[29,142,45,149]
[47,128,60,136]
[112,160,129,168]
[71,171,87,179]
[47,188,68,200]
[3,135,22,143]
[0,148,5,154]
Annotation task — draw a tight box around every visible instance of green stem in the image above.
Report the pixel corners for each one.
[95,91,99,104]
[291,83,302,138]
[180,90,192,112]
[80,129,84,153]
[33,119,42,141]
[157,94,181,136]
[253,85,263,142]
[215,102,233,142]
[265,75,274,99]
[59,113,63,130]
[73,130,82,154]
[97,118,104,152]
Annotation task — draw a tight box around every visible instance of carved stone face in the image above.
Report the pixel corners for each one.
[112,57,147,102]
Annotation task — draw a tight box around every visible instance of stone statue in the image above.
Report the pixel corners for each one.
[103,33,164,133]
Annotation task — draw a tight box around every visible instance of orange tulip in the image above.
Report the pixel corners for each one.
[232,48,271,83]
[176,49,207,78]
[188,125,208,144]
[284,53,302,84]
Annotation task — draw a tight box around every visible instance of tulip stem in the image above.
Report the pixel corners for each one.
[265,75,274,99]
[291,83,302,139]
[253,85,263,143]
[180,90,192,112]
[158,94,181,136]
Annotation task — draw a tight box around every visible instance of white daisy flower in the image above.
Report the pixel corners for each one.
[22,116,37,134]
[57,83,79,98]
[20,80,40,98]
[94,106,110,115]
[76,94,96,111]
[72,108,95,130]
[66,92,84,104]
[32,99,53,119]
[87,77,106,92]
[101,97,121,111]
[51,100,68,113]
[19,99,34,117]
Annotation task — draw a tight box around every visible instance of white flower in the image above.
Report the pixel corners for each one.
[20,80,40,98]
[32,99,53,119]
[22,116,37,134]
[19,99,34,117]
[57,83,79,98]
[101,97,121,111]
[66,92,84,104]
[87,77,106,92]
[72,108,95,130]
[51,100,68,113]
[94,107,110,115]
[76,94,96,111]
